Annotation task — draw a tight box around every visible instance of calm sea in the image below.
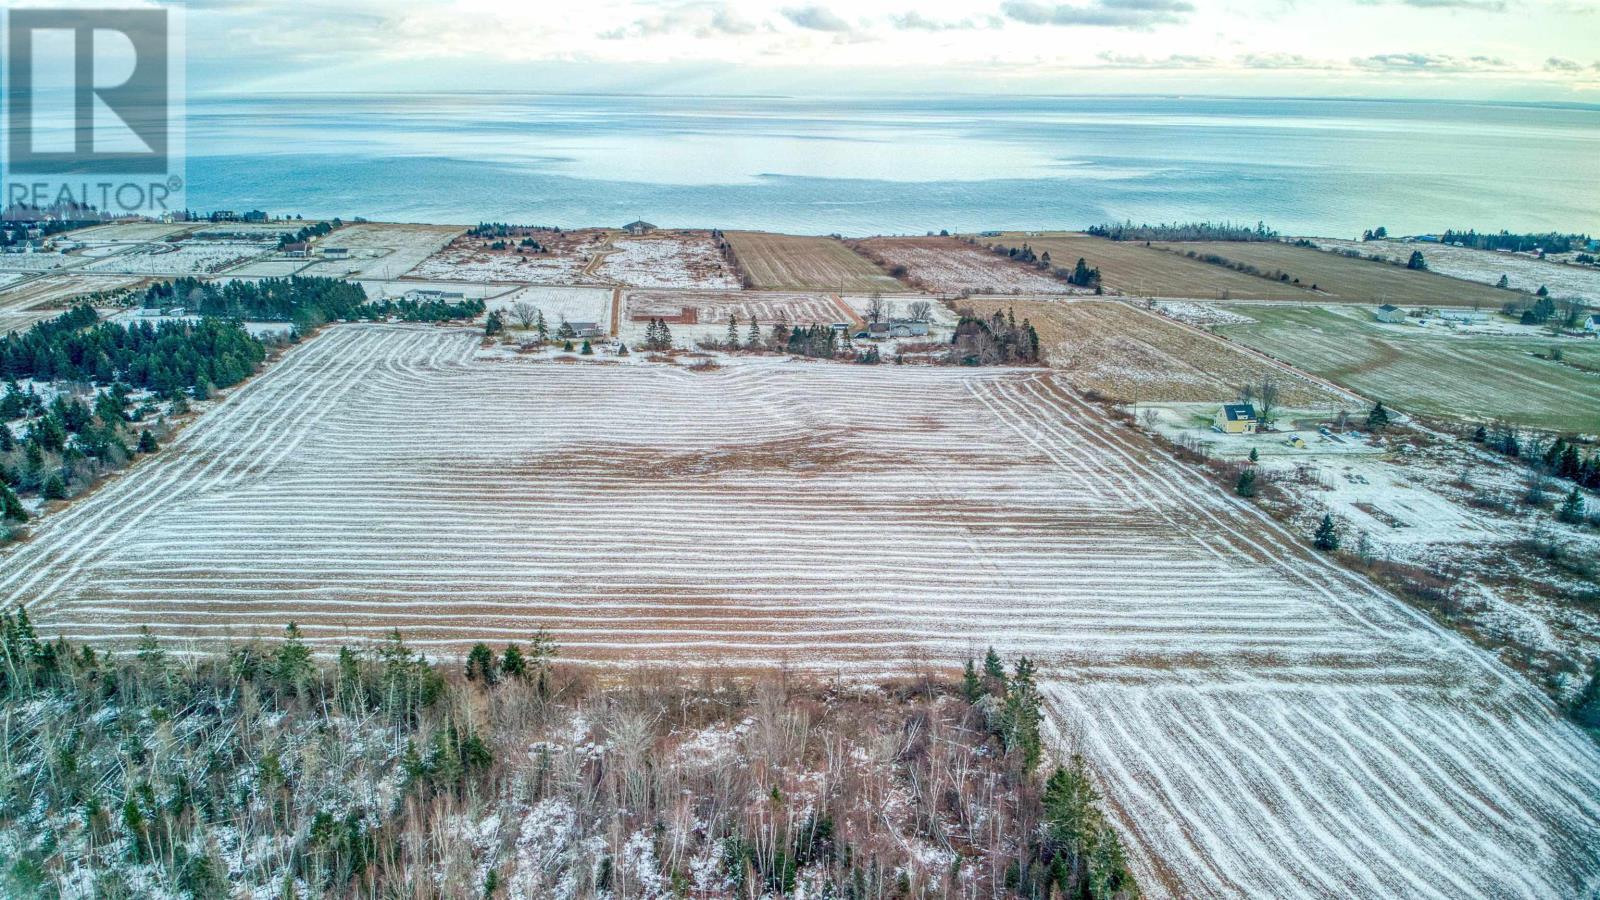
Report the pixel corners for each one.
[184,94,1600,237]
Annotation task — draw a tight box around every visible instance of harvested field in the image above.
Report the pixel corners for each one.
[982,232,1322,300]
[1152,241,1514,308]
[298,223,464,279]
[5,323,1598,898]
[0,252,80,273]
[725,231,900,292]
[0,274,145,333]
[1217,304,1600,432]
[81,240,267,275]
[489,285,613,329]
[1007,299,1338,405]
[856,237,1075,295]
[1311,238,1600,303]
[409,228,607,284]
[64,222,197,242]
[595,233,741,289]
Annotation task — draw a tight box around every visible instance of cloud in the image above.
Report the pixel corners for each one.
[1353,52,1515,72]
[781,5,854,31]
[1001,0,1193,29]
[1096,51,1216,68]
[890,10,991,30]
[1239,52,1334,69]
[1545,56,1583,72]
[1355,0,1507,10]
[598,2,758,40]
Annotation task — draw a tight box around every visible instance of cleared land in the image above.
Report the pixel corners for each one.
[0,274,144,332]
[725,232,900,292]
[409,229,607,284]
[1152,241,1515,309]
[1312,238,1600,303]
[4,323,1597,898]
[81,240,268,275]
[298,223,464,279]
[1217,304,1600,432]
[857,237,1076,295]
[1003,299,1339,405]
[622,290,855,345]
[595,234,741,289]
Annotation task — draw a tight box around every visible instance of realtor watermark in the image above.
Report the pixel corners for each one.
[1,6,185,219]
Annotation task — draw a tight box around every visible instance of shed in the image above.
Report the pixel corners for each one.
[1374,304,1406,323]
[1216,403,1259,434]
[621,220,656,236]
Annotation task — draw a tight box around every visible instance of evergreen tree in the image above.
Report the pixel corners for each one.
[41,473,66,500]
[962,658,983,703]
[1406,250,1427,271]
[0,425,11,453]
[725,314,740,350]
[500,643,526,680]
[1573,665,1600,729]
[746,317,762,350]
[1000,657,1043,772]
[1556,487,1586,524]
[465,643,498,685]
[562,340,573,352]
[1366,401,1390,432]
[137,429,158,453]
[557,319,576,341]
[1248,447,1259,463]
[0,482,27,523]
[580,340,593,355]
[273,622,314,697]
[982,646,1006,685]
[484,312,504,336]
[1313,514,1340,551]
[535,310,548,343]
[1495,274,1509,289]
[1235,468,1257,498]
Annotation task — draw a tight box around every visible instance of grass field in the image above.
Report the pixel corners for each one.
[0,274,144,333]
[5,323,1597,898]
[982,233,1315,300]
[1000,299,1339,406]
[1216,304,1600,432]
[1154,241,1514,309]
[857,237,1076,294]
[725,232,900,292]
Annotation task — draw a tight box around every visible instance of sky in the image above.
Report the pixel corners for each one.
[21,0,1600,102]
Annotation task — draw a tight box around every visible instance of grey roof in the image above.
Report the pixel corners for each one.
[1222,403,1258,421]
[1377,304,1401,312]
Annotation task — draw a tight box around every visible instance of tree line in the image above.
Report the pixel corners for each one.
[1089,220,1279,242]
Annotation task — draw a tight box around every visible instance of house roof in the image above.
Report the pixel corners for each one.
[622,220,655,230]
[1377,304,1401,313]
[1222,403,1258,421]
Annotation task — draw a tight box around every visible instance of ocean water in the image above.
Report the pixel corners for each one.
[184,94,1600,237]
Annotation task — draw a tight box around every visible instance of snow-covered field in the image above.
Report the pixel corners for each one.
[1311,238,1600,303]
[1153,300,1256,327]
[299,223,465,279]
[64,222,196,242]
[4,323,1597,898]
[0,252,79,273]
[620,290,853,345]
[595,235,741,289]
[488,285,613,327]
[81,241,266,275]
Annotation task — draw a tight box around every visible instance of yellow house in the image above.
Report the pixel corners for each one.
[1216,403,1259,434]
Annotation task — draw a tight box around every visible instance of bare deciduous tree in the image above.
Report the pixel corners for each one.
[907,300,932,322]
[867,292,885,324]
[510,301,539,330]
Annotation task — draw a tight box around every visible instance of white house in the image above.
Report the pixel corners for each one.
[1585,314,1600,333]
[1374,304,1406,323]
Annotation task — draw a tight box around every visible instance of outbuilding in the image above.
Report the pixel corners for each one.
[1374,304,1406,323]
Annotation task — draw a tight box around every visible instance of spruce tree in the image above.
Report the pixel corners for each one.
[0,426,12,453]
[580,340,593,355]
[1313,514,1340,551]
[0,483,27,522]
[1248,447,1259,463]
[962,658,982,703]
[1235,468,1257,498]
[1366,401,1390,432]
[465,643,498,684]
[42,473,66,501]
[1556,487,1585,524]
[273,622,313,697]
[535,310,548,343]
[500,643,526,680]
[137,429,158,453]
[745,317,762,350]
[983,646,1006,687]
[725,314,740,350]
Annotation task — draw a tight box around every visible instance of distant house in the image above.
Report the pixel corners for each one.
[621,220,656,236]
[320,247,350,259]
[1374,304,1406,323]
[866,319,931,339]
[1438,309,1485,324]
[1216,403,1259,434]
[404,289,466,302]
[1585,314,1600,333]
[282,242,311,258]
[569,322,605,339]
[242,210,268,223]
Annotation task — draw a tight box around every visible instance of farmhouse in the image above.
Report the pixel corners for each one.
[569,322,605,339]
[622,220,656,236]
[1374,304,1406,323]
[1215,403,1260,434]
[282,242,311,258]
[1585,314,1600,333]
[1438,309,1485,324]
[864,319,931,339]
